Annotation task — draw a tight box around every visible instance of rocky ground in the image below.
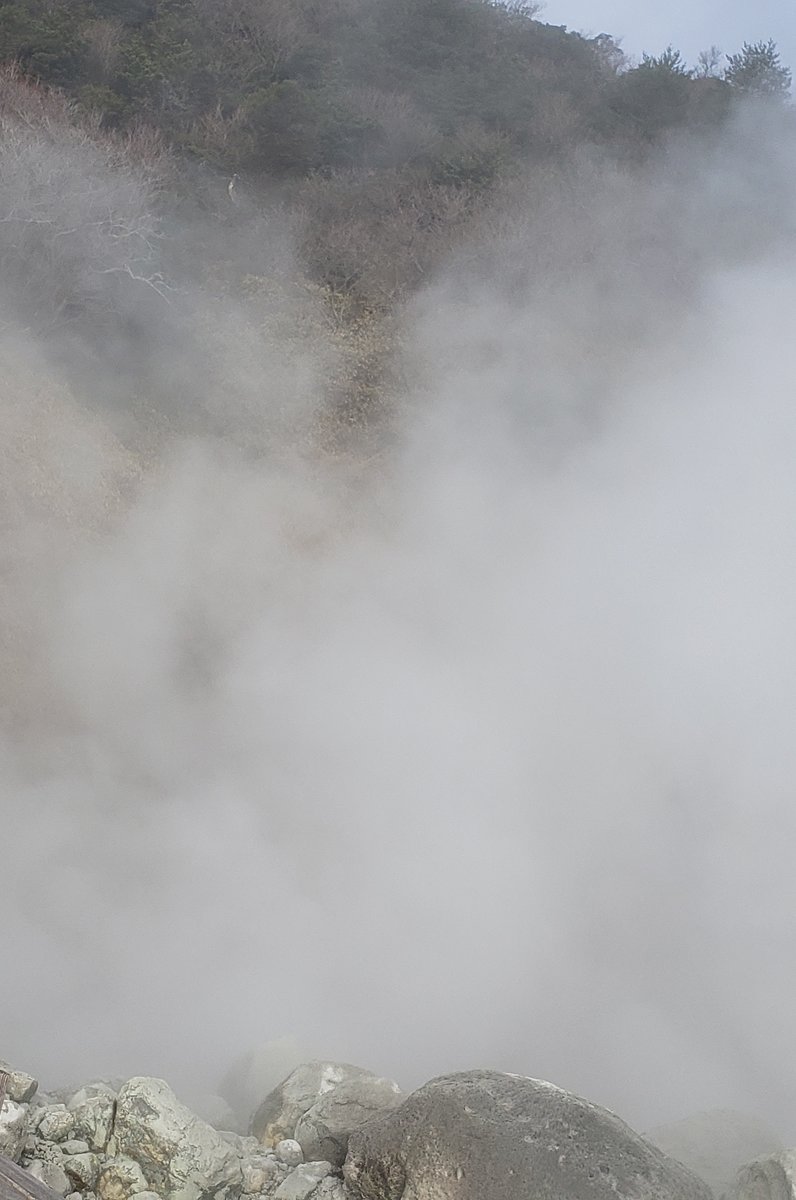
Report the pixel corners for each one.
[0,1056,790,1200]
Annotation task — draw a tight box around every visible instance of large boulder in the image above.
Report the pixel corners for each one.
[113,1077,243,1200]
[251,1064,400,1157]
[295,1078,402,1168]
[343,1071,713,1200]
[646,1110,783,1198]
[729,1151,796,1200]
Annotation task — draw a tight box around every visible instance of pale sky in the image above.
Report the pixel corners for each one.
[539,0,796,76]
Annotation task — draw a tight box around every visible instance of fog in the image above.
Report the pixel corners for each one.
[3,104,796,1141]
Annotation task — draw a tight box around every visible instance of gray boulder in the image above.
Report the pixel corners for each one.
[729,1151,796,1200]
[113,1077,243,1200]
[295,1078,402,1168]
[252,1064,400,1154]
[0,1061,38,1104]
[274,1162,333,1200]
[646,1110,783,1198]
[343,1071,713,1200]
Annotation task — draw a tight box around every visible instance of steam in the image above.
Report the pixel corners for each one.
[3,107,796,1141]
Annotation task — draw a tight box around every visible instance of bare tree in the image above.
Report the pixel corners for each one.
[0,66,171,331]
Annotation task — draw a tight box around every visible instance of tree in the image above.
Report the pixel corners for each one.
[724,40,791,99]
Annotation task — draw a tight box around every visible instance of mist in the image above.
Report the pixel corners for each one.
[3,99,796,1144]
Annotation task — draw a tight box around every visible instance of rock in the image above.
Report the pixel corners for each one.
[36,1108,76,1143]
[646,1111,783,1198]
[309,1182,348,1200]
[0,1100,30,1162]
[67,1093,115,1153]
[252,1064,400,1151]
[0,1062,38,1104]
[97,1157,150,1200]
[274,1162,333,1200]
[295,1076,402,1168]
[276,1143,303,1169]
[729,1151,796,1200]
[241,1155,282,1192]
[27,1160,71,1197]
[220,1132,261,1156]
[113,1077,243,1200]
[60,1142,91,1157]
[343,1071,713,1200]
[63,1153,100,1191]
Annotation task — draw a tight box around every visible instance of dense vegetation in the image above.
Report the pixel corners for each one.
[0,0,791,442]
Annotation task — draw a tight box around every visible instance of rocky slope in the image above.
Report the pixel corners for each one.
[0,1057,787,1200]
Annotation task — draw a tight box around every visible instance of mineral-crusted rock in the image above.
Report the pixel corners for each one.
[252,1065,399,1151]
[729,1150,796,1200]
[0,1062,38,1104]
[97,1156,150,1200]
[241,1155,281,1192]
[646,1110,783,1198]
[295,1076,401,1167]
[0,1099,30,1161]
[67,1092,115,1153]
[27,1159,71,1197]
[36,1109,76,1143]
[113,1077,242,1200]
[273,1162,333,1200]
[343,1071,714,1200]
[276,1142,303,1169]
[63,1152,100,1191]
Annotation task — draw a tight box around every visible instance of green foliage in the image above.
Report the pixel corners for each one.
[724,40,791,99]
[0,1,88,84]
[604,47,695,146]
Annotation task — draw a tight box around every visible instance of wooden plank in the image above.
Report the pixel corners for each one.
[0,1156,63,1200]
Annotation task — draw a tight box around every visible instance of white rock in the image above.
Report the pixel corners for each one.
[276,1141,303,1168]
[274,1162,333,1200]
[0,1062,38,1104]
[0,1099,30,1161]
[37,1107,76,1142]
[114,1077,243,1200]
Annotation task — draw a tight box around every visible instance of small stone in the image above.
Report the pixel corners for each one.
[276,1141,303,1168]
[61,1140,91,1155]
[274,1162,333,1200]
[27,1159,71,1197]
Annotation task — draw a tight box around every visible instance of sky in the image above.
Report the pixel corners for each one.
[540,0,796,76]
